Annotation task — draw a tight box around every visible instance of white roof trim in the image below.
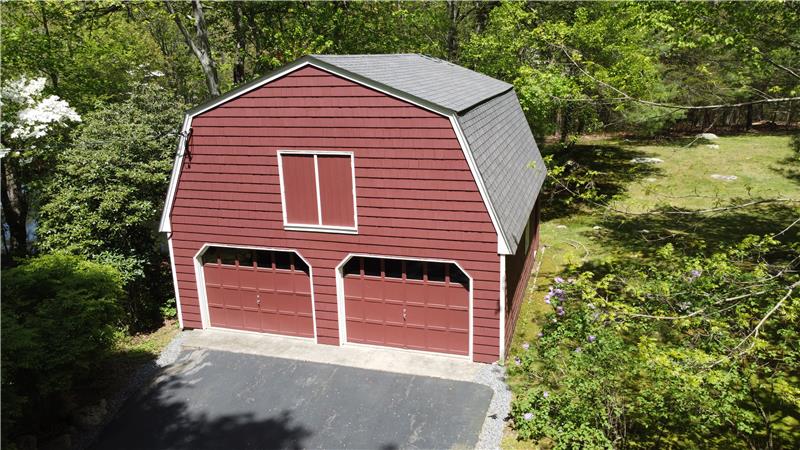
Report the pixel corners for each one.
[449,115,512,255]
[159,56,513,255]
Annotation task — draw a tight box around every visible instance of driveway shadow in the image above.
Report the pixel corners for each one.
[93,354,311,450]
[91,349,490,450]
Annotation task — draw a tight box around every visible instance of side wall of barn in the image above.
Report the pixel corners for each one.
[504,198,540,355]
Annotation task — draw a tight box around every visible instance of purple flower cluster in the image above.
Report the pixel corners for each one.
[514,357,522,366]
[543,391,549,398]
[523,412,533,421]
[588,335,596,343]
[688,269,702,281]
[522,342,530,350]
[544,277,569,318]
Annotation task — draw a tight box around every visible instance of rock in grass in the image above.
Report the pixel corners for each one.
[710,174,738,181]
[630,157,664,164]
[697,133,719,140]
[705,144,720,149]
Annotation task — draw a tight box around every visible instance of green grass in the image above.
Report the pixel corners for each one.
[502,132,799,448]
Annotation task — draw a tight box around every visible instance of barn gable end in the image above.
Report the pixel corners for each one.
[167,65,504,362]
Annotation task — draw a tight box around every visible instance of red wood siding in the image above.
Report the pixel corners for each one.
[504,199,541,356]
[169,66,501,363]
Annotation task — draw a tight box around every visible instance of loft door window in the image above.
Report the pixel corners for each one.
[278,151,357,232]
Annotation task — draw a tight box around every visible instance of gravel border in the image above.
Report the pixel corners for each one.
[75,331,186,450]
[473,362,512,449]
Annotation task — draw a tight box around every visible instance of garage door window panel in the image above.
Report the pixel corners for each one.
[279,151,357,232]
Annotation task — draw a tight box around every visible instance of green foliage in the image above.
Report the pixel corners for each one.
[0,0,168,111]
[37,83,186,330]
[462,1,666,139]
[1,254,123,439]
[509,237,800,449]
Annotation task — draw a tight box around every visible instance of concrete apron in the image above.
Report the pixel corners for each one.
[182,328,484,382]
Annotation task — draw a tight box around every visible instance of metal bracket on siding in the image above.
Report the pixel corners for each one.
[178,127,193,162]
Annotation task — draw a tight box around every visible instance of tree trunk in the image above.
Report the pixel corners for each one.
[164,0,220,98]
[446,0,459,62]
[559,104,571,144]
[1,158,29,260]
[232,1,246,84]
[474,1,499,33]
[554,107,563,141]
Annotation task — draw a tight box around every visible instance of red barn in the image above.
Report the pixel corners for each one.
[160,54,546,363]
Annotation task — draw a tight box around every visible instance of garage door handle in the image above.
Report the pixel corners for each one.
[403,308,407,321]
[257,294,261,306]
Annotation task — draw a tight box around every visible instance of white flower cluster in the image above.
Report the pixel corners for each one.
[1,76,81,141]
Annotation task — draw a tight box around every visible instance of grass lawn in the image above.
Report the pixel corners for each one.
[501,132,799,448]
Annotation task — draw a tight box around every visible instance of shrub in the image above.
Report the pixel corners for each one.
[37,83,186,331]
[1,254,123,441]
[508,237,800,449]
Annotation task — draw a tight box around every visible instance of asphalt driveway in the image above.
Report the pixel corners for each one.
[93,348,493,449]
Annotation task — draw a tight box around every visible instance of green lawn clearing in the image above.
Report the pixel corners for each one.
[502,132,799,448]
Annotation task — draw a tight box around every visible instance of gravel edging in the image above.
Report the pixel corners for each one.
[74,331,186,450]
[473,362,512,449]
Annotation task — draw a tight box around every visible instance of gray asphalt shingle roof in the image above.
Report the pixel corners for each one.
[457,90,546,253]
[312,54,546,254]
[312,54,512,113]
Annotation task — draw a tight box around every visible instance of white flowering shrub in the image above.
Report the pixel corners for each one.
[1,76,80,153]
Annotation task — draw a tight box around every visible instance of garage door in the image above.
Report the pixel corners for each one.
[202,247,314,338]
[343,257,470,356]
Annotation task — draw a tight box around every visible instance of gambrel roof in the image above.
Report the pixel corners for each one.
[312,54,512,112]
[161,54,546,255]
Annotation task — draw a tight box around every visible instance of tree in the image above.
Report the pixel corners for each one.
[37,83,186,330]
[164,0,220,97]
[0,76,81,259]
[1,1,167,112]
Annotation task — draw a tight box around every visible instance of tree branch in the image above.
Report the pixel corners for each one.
[556,45,800,110]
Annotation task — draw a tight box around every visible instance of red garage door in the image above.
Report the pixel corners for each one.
[202,247,314,338]
[343,257,470,356]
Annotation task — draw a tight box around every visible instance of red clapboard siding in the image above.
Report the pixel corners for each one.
[169,65,501,362]
[504,200,541,358]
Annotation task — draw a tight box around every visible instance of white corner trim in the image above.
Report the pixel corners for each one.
[159,114,191,233]
[191,243,319,343]
[334,253,474,361]
[499,254,507,361]
[449,116,512,255]
[167,237,184,329]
